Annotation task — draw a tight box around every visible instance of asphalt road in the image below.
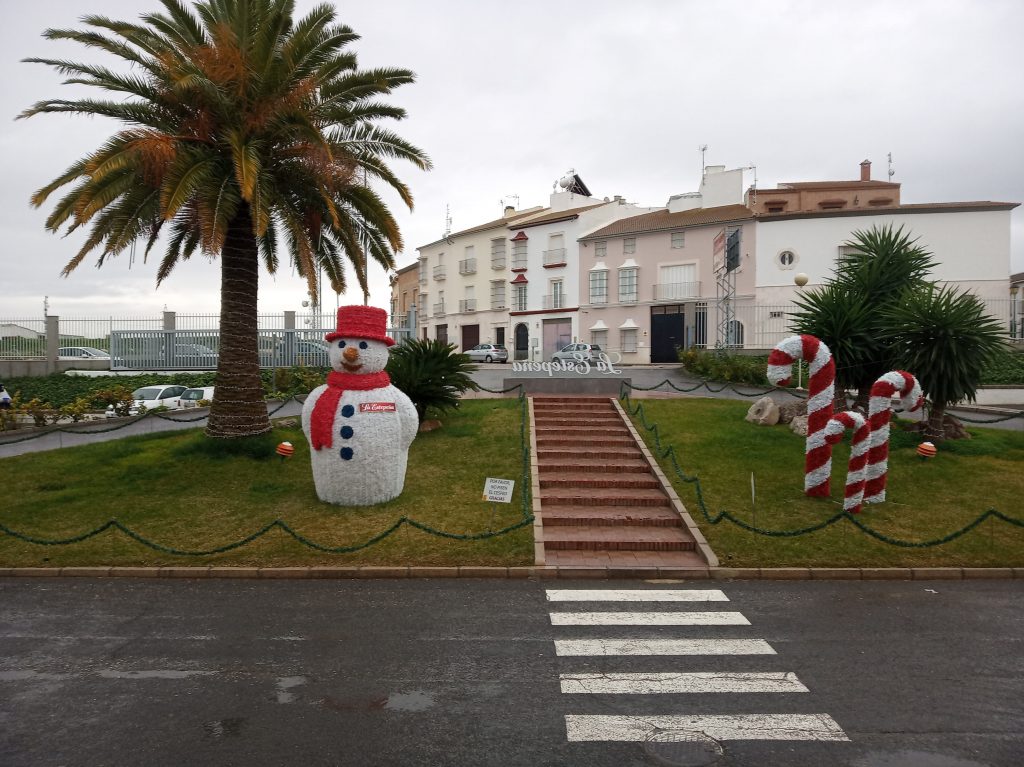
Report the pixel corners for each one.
[2,578,1022,767]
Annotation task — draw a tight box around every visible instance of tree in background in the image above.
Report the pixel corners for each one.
[790,224,936,409]
[881,285,1006,440]
[386,340,479,424]
[20,0,430,438]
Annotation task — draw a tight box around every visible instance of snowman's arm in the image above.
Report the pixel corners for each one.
[301,385,327,440]
[396,391,418,449]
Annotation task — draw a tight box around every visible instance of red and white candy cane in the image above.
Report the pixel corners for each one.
[824,411,870,514]
[767,334,835,497]
[864,370,924,504]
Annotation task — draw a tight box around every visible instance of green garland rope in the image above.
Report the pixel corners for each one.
[0,386,533,555]
[618,383,1024,548]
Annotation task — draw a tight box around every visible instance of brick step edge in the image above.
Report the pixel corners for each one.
[538,463,651,474]
[542,514,682,528]
[539,477,662,489]
[0,567,1018,579]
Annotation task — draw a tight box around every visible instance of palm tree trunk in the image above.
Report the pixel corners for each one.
[206,204,271,438]
[924,403,947,442]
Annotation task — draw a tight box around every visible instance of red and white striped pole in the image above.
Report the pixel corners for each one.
[864,371,923,504]
[824,411,870,514]
[767,334,836,497]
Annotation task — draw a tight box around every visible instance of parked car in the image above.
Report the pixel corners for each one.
[58,346,111,360]
[105,384,188,417]
[294,340,329,366]
[179,386,215,408]
[172,343,219,367]
[465,343,508,363]
[551,343,603,363]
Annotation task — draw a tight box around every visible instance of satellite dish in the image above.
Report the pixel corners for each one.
[558,175,574,189]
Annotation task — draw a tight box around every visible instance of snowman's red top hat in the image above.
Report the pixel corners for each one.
[324,305,395,346]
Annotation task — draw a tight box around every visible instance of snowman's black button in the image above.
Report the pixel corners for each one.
[341,405,355,418]
[340,447,354,460]
[340,425,354,439]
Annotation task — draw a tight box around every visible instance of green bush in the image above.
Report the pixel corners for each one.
[678,348,788,387]
[386,339,479,422]
[979,348,1024,385]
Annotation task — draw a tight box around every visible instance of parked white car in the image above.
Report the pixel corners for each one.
[58,346,111,360]
[106,384,188,417]
[179,386,215,408]
[551,343,604,363]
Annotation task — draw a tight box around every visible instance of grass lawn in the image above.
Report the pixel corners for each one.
[626,397,1024,568]
[0,400,533,568]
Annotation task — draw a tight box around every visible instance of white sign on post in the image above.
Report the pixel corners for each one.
[483,477,515,503]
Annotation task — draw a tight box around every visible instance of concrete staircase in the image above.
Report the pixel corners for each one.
[532,396,707,568]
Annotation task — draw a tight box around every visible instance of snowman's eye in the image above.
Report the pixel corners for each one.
[359,341,368,350]
[338,340,346,348]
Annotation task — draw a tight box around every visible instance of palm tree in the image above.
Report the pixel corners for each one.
[791,224,936,410]
[20,0,431,438]
[881,285,1006,440]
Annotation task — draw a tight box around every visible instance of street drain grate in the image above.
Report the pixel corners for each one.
[642,730,724,767]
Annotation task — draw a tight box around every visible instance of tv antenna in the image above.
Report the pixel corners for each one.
[501,194,520,211]
[443,204,453,244]
[887,152,895,180]
[699,144,708,176]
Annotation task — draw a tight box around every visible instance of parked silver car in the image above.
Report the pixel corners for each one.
[551,343,603,363]
[179,386,215,408]
[58,346,111,360]
[465,343,508,363]
[105,384,187,417]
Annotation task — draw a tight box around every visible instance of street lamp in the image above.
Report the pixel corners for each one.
[1011,285,1020,340]
[794,273,809,388]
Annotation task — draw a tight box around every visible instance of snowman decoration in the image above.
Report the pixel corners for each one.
[301,306,418,506]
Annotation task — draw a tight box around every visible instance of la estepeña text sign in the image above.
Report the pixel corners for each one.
[511,352,623,377]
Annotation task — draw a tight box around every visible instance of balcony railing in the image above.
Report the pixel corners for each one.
[432,302,445,316]
[418,272,427,285]
[490,299,507,310]
[458,258,476,275]
[618,291,638,304]
[542,248,567,266]
[512,296,528,312]
[459,298,477,313]
[654,282,701,301]
[511,256,528,270]
[491,256,506,270]
[589,293,608,305]
[433,265,446,280]
[542,294,566,310]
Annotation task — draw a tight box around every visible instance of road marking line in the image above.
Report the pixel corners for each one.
[554,638,775,656]
[565,713,849,742]
[546,589,729,602]
[559,671,808,694]
[550,611,750,626]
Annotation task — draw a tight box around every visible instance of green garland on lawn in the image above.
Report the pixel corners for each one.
[618,383,1024,547]
[0,387,533,554]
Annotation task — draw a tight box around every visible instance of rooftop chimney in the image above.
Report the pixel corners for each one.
[503,205,515,218]
[860,159,871,182]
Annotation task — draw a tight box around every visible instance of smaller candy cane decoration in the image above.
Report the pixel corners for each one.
[823,411,870,514]
[864,370,924,504]
[767,334,835,497]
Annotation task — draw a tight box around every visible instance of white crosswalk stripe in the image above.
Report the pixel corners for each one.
[550,611,750,625]
[546,588,729,602]
[548,586,849,747]
[560,671,809,695]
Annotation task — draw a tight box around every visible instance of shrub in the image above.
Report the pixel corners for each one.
[386,339,479,422]
[678,348,777,387]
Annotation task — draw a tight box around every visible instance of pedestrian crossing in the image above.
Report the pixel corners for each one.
[546,586,849,747]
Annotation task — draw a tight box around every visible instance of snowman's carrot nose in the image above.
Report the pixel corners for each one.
[343,347,359,363]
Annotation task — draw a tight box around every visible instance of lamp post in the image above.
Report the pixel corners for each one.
[793,273,809,388]
[1012,285,1019,340]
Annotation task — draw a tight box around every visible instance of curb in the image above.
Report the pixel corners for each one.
[1,566,1021,580]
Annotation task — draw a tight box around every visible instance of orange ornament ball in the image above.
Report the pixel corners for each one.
[276,441,295,458]
[916,442,937,459]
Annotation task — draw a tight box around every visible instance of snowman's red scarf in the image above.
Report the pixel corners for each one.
[310,371,391,450]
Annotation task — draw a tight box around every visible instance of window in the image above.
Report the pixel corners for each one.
[657,263,697,300]
[595,240,607,258]
[547,279,564,309]
[436,324,448,345]
[671,231,685,248]
[433,252,446,280]
[591,329,608,348]
[544,233,566,266]
[418,258,427,284]
[511,239,528,269]
[459,245,476,275]
[490,280,506,310]
[623,237,636,255]
[620,328,638,353]
[776,250,797,270]
[513,285,528,311]
[491,238,506,269]
[460,285,476,313]
[589,270,608,304]
[618,267,638,303]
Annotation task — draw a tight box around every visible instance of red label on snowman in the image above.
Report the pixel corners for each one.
[359,402,397,413]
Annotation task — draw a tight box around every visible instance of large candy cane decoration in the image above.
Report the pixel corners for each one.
[864,371,924,504]
[824,411,870,514]
[767,335,835,497]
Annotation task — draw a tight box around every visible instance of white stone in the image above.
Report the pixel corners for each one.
[745,396,780,426]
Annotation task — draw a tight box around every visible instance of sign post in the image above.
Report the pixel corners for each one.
[482,477,515,532]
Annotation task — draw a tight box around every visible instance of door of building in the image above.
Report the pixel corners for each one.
[651,306,685,363]
[514,323,529,361]
[542,319,572,359]
[460,324,479,351]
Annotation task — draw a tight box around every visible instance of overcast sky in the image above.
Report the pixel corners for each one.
[2,0,1022,321]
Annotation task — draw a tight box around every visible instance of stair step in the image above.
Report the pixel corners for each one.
[543,549,708,568]
[536,436,637,448]
[538,459,650,473]
[536,426,629,437]
[534,417,623,427]
[540,473,661,490]
[543,525,696,551]
[537,448,643,460]
[533,397,612,404]
[541,487,671,507]
[542,505,682,527]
